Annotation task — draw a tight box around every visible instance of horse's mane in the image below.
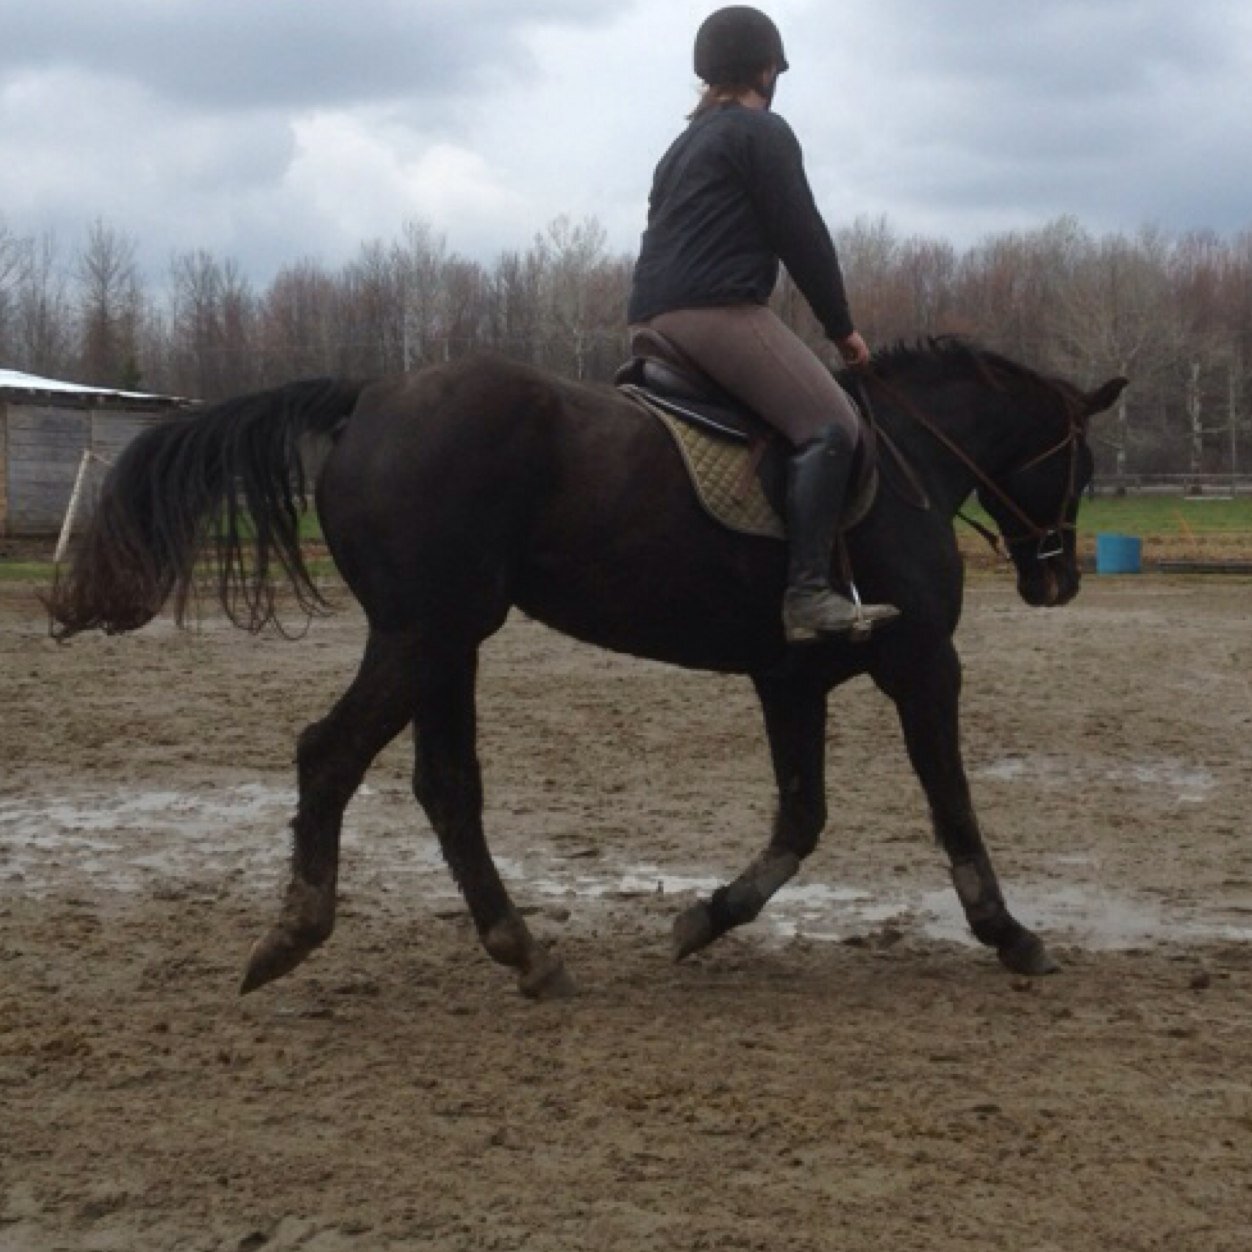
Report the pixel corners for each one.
[866,337,1081,412]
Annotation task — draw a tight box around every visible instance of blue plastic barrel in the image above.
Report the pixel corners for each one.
[1095,533,1142,574]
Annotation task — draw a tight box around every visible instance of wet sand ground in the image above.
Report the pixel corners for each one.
[2,574,1250,1251]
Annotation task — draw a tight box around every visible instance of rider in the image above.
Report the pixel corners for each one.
[628,5,898,643]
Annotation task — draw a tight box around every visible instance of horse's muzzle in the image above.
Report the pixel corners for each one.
[1017,559,1080,608]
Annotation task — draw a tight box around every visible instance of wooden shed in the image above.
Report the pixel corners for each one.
[0,370,190,538]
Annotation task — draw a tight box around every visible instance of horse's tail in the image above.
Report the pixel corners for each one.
[47,377,367,639]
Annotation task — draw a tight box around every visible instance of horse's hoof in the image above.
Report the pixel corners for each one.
[672,902,716,962]
[519,954,576,1001]
[998,932,1061,977]
[239,929,318,994]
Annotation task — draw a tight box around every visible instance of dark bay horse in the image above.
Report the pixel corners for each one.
[49,341,1126,998]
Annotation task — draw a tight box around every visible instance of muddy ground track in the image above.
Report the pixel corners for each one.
[2,576,1250,1251]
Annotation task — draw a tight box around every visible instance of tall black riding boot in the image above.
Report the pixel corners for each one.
[782,424,899,644]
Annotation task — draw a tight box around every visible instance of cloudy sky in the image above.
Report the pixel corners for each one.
[2,0,1249,285]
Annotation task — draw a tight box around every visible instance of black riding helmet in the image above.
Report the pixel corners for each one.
[694,6,789,85]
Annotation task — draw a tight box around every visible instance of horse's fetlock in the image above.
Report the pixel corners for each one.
[951,857,1005,918]
[299,914,335,947]
[483,915,533,968]
[970,916,1015,948]
[716,881,765,925]
[281,881,335,944]
[998,930,1061,977]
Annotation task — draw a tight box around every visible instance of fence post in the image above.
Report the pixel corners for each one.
[53,448,96,566]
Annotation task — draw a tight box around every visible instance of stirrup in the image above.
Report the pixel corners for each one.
[844,578,900,643]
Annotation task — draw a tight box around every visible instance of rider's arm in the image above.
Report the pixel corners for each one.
[746,114,856,344]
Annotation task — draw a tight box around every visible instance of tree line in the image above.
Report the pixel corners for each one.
[1,212,1249,481]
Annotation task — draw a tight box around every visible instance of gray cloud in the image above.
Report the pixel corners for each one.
[863,0,1242,90]
[797,0,1252,241]
[0,0,606,110]
[0,0,1247,287]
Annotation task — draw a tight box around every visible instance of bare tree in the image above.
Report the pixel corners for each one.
[169,249,225,397]
[491,249,545,364]
[394,220,449,368]
[217,258,256,393]
[8,207,1245,479]
[257,258,337,381]
[894,235,960,338]
[75,219,145,388]
[340,239,407,376]
[531,215,627,378]
[167,249,258,399]
[14,231,72,377]
[0,216,31,364]
[441,258,490,360]
[832,215,901,345]
[1051,228,1183,482]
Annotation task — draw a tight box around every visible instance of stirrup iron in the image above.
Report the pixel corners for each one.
[846,579,873,643]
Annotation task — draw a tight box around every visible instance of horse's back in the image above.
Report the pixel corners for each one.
[316,355,783,666]
[326,356,670,522]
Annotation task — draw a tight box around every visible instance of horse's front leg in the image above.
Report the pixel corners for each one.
[873,637,1059,976]
[673,673,827,960]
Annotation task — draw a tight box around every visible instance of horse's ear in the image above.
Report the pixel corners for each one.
[1083,377,1128,419]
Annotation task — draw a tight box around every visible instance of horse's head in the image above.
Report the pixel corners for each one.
[976,374,1127,607]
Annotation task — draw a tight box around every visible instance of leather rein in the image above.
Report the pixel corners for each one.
[854,369,1083,563]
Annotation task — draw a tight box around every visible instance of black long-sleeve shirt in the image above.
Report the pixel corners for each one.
[627,102,854,341]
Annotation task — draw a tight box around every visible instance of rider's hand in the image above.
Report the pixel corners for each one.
[834,331,871,369]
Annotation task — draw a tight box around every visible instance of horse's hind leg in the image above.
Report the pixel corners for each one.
[412,644,574,1000]
[674,673,828,960]
[875,638,1059,976]
[241,629,420,994]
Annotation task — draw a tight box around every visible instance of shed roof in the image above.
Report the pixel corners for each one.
[0,368,186,407]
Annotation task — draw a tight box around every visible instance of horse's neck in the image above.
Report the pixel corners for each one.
[881,378,1012,517]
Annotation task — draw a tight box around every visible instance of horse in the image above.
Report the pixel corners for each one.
[48,339,1127,999]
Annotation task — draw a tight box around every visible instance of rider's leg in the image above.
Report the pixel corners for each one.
[641,305,898,641]
[781,424,899,643]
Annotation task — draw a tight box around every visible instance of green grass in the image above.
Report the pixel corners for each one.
[958,493,1252,565]
[1075,495,1252,537]
[0,562,52,582]
[960,494,1252,537]
[8,496,1252,585]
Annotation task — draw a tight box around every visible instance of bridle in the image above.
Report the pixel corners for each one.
[857,368,1084,564]
[1002,422,1085,557]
